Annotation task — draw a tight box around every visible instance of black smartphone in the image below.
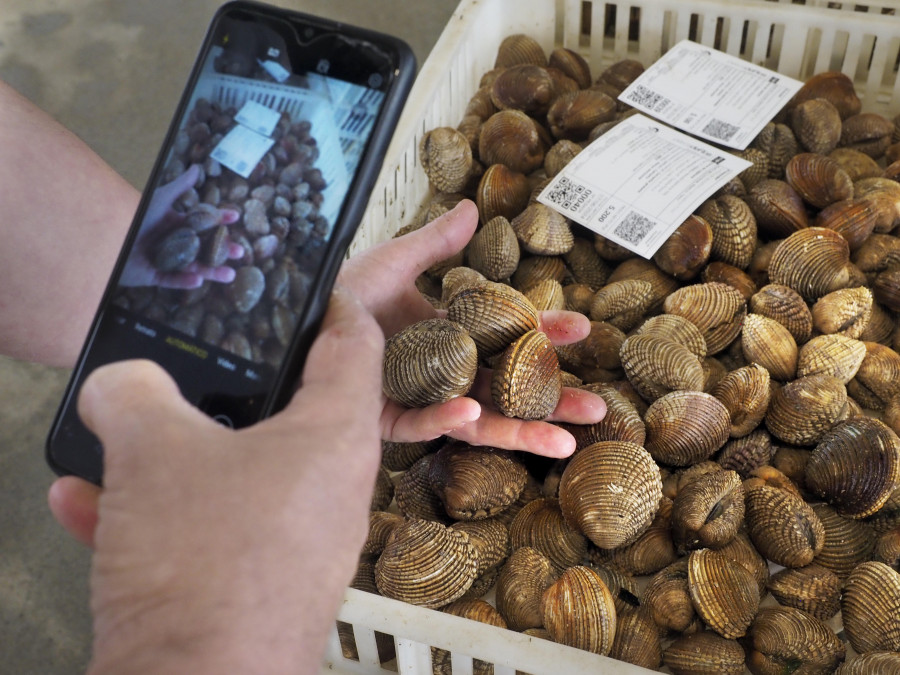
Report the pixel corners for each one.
[46,0,415,483]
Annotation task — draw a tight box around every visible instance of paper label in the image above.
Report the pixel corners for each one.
[209,124,276,179]
[537,114,751,258]
[619,40,803,150]
[234,99,282,137]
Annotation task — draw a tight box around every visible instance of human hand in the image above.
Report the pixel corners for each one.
[118,164,243,289]
[338,199,606,459]
[49,287,384,674]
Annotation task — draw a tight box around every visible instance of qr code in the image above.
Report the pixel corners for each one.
[626,84,671,113]
[702,118,740,142]
[614,211,655,245]
[545,176,592,213]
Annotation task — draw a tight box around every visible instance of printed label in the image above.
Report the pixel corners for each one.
[209,124,276,179]
[234,99,282,137]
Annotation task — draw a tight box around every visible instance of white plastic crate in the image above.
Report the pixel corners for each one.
[333,0,900,673]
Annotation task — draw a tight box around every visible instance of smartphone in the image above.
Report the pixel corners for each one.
[46,0,415,483]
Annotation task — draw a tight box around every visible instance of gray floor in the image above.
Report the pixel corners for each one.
[0,1,458,671]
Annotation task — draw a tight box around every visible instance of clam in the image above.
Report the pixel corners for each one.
[717,529,770,597]
[753,121,799,179]
[475,163,531,223]
[419,127,473,193]
[852,232,900,273]
[559,440,662,549]
[490,64,555,117]
[787,71,861,120]
[609,608,662,671]
[851,341,900,409]
[382,319,478,408]
[446,280,540,359]
[619,334,705,402]
[785,153,853,209]
[688,548,760,639]
[441,266,486,304]
[371,466,394,512]
[766,374,848,446]
[479,110,545,175]
[562,237,610,290]
[562,385,647,448]
[652,214,713,280]
[546,89,616,140]
[671,470,744,551]
[364,511,405,556]
[543,139,581,177]
[717,429,776,479]
[556,320,625,374]
[812,502,877,578]
[541,566,617,656]
[663,282,747,354]
[663,631,745,675]
[432,599,507,675]
[873,266,900,312]
[811,286,872,338]
[836,652,900,675]
[508,498,588,573]
[634,314,707,359]
[796,334,867,382]
[466,215,520,281]
[495,546,556,631]
[854,177,900,233]
[607,257,680,313]
[735,147,770,190]
[766,563,842,621]
[375,518,479,609]
[381,438,443,472]
[510,202,574,255]
[841,561,900,653]
[745,606,845,674]
[697,194,758,269]
[395,455,452,523]
[711,365,771,438]
[744,476,825,567]
[589,279,653,331]
[741,313,798,381]
[511,254,567,291]
[745,179,808,239]
[562,282,595,314]
[429,442,528,520]
[768,227,851,301]
[589,563,641,615]
[701,262,757,301]
[599,497,677,576]
[494,33,547,68]
[644,391,731,467]
[749,283,814,344]
[873,526,900,570]
[841,112,894,157]
[523,277,565,311]
[597,58,645,92]
[643,559,699,634]
[813,197,877,251]
[451,518,509,575]
[829,147,884,181]
[491,329,562,419]
[548,47,592,88]
[791,98,843,155]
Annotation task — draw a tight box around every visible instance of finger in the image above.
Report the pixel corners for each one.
[447,410,577,458]
[380,396,482,442]
[191,264,238,284]
[155,271,205,289]
[157,164,200,205]
[394,199,479,275]
[47,476,101,548]
[218,208,240,225]
[226,242,244,259]
[539,310,591,346]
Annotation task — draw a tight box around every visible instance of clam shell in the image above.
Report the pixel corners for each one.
[494,34,547,67]
[619,334,706,402]
[652,214,713,280]
[852,341,900,409]
[812,502,877,578]
[607,257,681,314]
[495,546,556,631]
[830,147,884,181]
[598,58,645,92]
[364,511,405,556]
[766,563,842,621]
[490,64,555,117]
[431,598,508,673]
[491,329,562,420]
[697,194,758,269]
[703,356,729,392]
[768,227,851,301]
[749,283,814,344]
[557,384,646,448]
[599,496,677,576]
[765,374,848,446]
[688,548,760,639]
[711,364,771,438]
[635,314,707,359]
[589,279,653,331]
[813,197,877,251]
[741,313,798,381]
[510,202,574,255]
[701,261,757,301]
[382,318,478,409]
[563,237,610,290]
[451,518,509,577]
[787,71,861,120]
[853,233,900,273]
[395,455,451,523]
[508,497,588,573]
[588,563,641,615]
[735,147,770,190]
[543,139,582,177]
[475,163,531,223]
[663,631,745,675]
[375,519,479,609]
[429,442,528,520]
[446,280,540,359]
[672,470,744,551]
[548,47,592,88]
[811,286,873,338]
[465,86,497,121]
[796,334,867,383]
[556,321,625,374]
[541,566,617,656]
[744,478,825,567]
[479,110,545,175]
[854,176,900,233]
[510,254,567,291]
[644,391,731,467]
[791,98,843,155]
[663,282,747,354]
[420,127,473,193]
[785,152,853,209]
[873,266,900,312]
[547,89,616,140]
[559,440,662,549]
[371,465,394,512]
[643,558,698,633]
[745,179,809,239]
[562,282,595,314]
[841,112,894,157]
[717,429,776,478]
[837,652,900,675]
[441,266,486,304]
[805,417,900,518]
[717,529,770,597]
[522,277,566,311]
[746,606,845,674]
[873,526,900,570]
[752,121,799,179]
[609,607,662,671]
[841,561,900,653]
[381,438,443,472]
[466,216,520,281]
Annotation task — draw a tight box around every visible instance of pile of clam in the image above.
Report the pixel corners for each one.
[360,34,900,674]
[113,97,329,366]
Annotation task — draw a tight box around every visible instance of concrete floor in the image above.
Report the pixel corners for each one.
[0,1,458,671]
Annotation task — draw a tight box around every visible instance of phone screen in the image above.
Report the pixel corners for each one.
[47,3,414,482]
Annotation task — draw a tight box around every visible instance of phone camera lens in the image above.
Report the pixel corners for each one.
[368,72,384,89]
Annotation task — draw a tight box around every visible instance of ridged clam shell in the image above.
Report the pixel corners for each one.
[441,266,486,304]
[873,267,900,312]
[375,519,479,609]
[836,652,900,675]
[420,127,473,193]
[508,497,588,573]
[382,319,478,408]
[672,470,744,551]
[607,257,681,313]
[697,195,758,269]
[495,546,556,631]
[711,364,771,438]
[451,518,509,576]
[643,558,699,633]
[744,478,825,567]
[490,64,555,117]
[494,473,542,528]
[652,214,713,280]
[717,529,770,597]
[812,502,876,578]
[765,374,848,446]
[560,383,646,448]
[841,561,900,653]
[556,321,625,374]
[805,417,900,518]
[466,215,520,281]
[701,262,758,301]
[855,176,900,233]
[811,286,872,338]
[718,429,776,478]
[610,607,662,671]
[766,563,842,621]
[364,511,405,556]
[494,33,547,68]
[663,631,745,675]
[548,47,592,88]
[598,497,677,576]
[559,440,662,549]
[491,329,562,420]
[541,566,617,656]
[475,163,531,223]
[791,98,843,155]
[663,282,747,354]
[429,442,527,520]
[381,437,443,472]
[796,334,866,383]
[788,71,861,120]
[852,341,900,409]
[465,86,497,121]
[785,153,854,209]
[841,112,894,157]
[371,466,394,512]
[741,313,798,381]
[768,227,851,301]
[562,282,595,314]
[745,179,809,239]
[588,563,640,615]
[432,598,508,675]
[446,280,540,359]
[644,391,731,467]
[510,254,567,291]
[749,283,814,344]
[813,197,877,251]
[754,121,799,178]
[688,548,760,639]
[522,278,565,311]
[746,606,845,674]
[735,147,770,190]
[479,110,545,175]
[395,455,451,523]
[830,147,884,180]
[635,314,708,359]
[547,89,616,140]
[620,334,706,402]
[589,279,653,332]
[544,140,583,178]
[563,237,610,290]
[510,202,574,255]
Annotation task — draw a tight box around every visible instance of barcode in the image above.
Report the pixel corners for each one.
[545,176,592,213]
[626,85,671,113]
[614,211,655,245]
[702,118,739,142]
